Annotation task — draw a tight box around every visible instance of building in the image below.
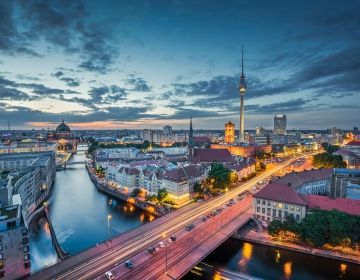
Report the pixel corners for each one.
[238,47,247,143]
[0,152,56,221]
[331,168,360,198]
[273,115,287,135]
[163,125,172,134]
[0,203,30,279]
[334,149,360,169]
[211,143,271,158]
[161,164,206,205]
[275,169,332,195]
[248,135,268,146]
[256,126,266,136]
[253,183,307,222]
[0,141,56,154]
[48,119,77,153]
[224,121,235,144]
[193,148,235,163]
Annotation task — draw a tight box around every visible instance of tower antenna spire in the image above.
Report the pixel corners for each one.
[241,46,244,76]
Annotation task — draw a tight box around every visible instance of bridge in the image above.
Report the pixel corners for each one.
[44,206,69,260]
[28,155,309,280]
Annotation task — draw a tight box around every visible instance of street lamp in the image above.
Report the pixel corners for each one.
[107,214,112,241]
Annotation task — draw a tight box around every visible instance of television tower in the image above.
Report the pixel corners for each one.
[238,46,247,143]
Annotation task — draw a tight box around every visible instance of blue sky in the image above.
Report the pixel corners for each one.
[0,0,359,130]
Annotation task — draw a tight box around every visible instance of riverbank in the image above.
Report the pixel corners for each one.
[233,228,360,265]
[85,161,167,216]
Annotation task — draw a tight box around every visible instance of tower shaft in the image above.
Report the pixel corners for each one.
[239,94,245,142]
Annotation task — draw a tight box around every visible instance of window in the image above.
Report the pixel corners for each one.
[262,208,265,214]
[262,200,266,205]
[267,201,271,206]
[284,211,288,217]
[267,208,271,215]
[272,209,276,217]
[284,204,288,209]
[257,199,260,204]
[296,207,300,211]
[296,214,300,222]
[278,210,282,218]
[278,203,283,208]
[290,205,294,210]
[257,207,260,213]
[273,202,277,207]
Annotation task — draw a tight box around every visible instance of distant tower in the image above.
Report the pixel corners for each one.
[224,121,235,144]
[238,46,247,143]
[188,116,194,162]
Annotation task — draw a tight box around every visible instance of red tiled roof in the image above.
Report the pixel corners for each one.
[193,148,234,163]
[254,183,307,205]
[347,140,360,146]
[276,168,332,190]
[163,164,204,183]
[303,195,360,216]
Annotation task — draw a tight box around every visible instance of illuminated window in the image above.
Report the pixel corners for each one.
[278,203,283,208]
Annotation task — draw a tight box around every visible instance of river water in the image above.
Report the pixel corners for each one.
[184,238,360,280]
[29,147,155,272]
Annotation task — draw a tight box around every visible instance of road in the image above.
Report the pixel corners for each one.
[28,155,309,280]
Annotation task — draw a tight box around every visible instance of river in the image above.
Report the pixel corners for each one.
[29,147,155,272]
[183,238,360,280]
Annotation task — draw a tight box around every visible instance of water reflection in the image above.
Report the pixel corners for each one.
[30,148,155,272]
[184,238,360,280]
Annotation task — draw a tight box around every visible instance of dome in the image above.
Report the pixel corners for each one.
[56,119,71,132]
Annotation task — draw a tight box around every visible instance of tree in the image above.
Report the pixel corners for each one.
[268,220,283,236]
[131,188,141,197]
[193,182,203,194]
[313,153,346,168]
[208,163,231,189]
[255,162,266,172]
[157,188,168,203]
[146,194,158,203]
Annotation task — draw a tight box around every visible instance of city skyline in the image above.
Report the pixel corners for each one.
[1,0,359,130]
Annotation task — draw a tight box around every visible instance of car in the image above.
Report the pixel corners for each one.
[170,236,176,242]
[148,247,156,254]
[202,216,207,222]
[105,271,115,280]
[159,241,165,248]
[186,223,195,231]
[125,260,134,269]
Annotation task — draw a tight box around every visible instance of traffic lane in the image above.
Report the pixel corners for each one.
[107,199,252,279]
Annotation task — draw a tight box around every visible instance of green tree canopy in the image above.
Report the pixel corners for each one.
[157,188,169,203]
[313,153,347,168]
[208,163,231,189]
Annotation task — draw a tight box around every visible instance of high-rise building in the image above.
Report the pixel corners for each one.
[163,125,172,134]
[256,126,266,136]
[273,115,287,135]
[238,47,247,143]
[224,121,235,144]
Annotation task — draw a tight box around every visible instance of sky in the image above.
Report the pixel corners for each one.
[0,0,359,130]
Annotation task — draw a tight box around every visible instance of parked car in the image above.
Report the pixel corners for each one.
[105,271,115,280]
[202,216,207,222]
[186,224,195,231]
[170,236,176,242]
[159,241,165,248]
[125,260,134,269]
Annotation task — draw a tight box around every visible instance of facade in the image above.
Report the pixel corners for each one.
[331,168,360,198]
[253,183,307,223]
[276,169,332,195]
[48,119,77,153]
[273,115,287,135]
[211,143,271,158]
[248,135,268,146]
[163,125,172,134]
[224,121,235,144]
[0,141,56,154]
[0,203,30,279]
[256,126,266,136]
[225,159,256,180]
[334,149,360,169]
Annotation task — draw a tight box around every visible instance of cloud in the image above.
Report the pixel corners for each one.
[0,1,117,73]
[52,71,80,87]
[126,75,152,92]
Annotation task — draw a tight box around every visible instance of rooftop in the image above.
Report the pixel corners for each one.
[193,148,234,163]
[254,182,307,205]
[346,140,360,146]
[276,168,332,190]
[303,195,360,216]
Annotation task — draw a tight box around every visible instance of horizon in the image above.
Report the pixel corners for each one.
[0,0,359,130]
